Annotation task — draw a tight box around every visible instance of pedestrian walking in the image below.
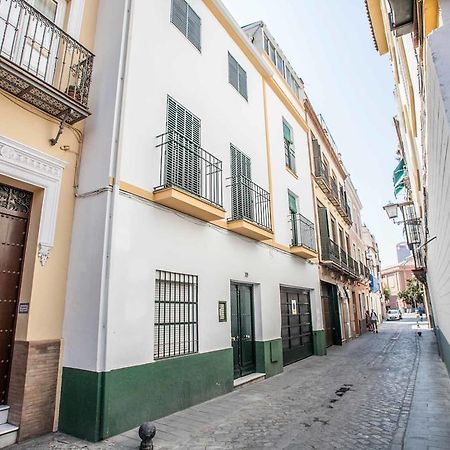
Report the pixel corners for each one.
[365,310,372,332]
[370,309,378,333]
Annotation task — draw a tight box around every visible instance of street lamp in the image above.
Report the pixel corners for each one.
[382,202,399,220]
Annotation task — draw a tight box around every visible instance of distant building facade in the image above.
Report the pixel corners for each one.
[396,242,412,263]
[381,259,415,311]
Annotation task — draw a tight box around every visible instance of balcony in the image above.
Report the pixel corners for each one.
[320,237,341,267]
[0,0,94,124]
[289,213,317,259]
[340,247,349,271]
[154,130,225,222]
[227,175,273,241]
[313,157,331,194]
[320,238,362,278]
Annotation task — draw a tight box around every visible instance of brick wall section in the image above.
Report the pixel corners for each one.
[8,341,28,426]
[7,340,61,441]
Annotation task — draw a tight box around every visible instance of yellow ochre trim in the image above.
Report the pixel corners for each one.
[203,0,308,134]
[423,0,439,36]
[286,166,298,179]
[366,0,388,55]
[118,180,154,201]
[153,187,226,222]
[117,180,315,258]
[262,79,276,235]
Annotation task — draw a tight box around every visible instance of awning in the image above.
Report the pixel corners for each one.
[393,159,406,197]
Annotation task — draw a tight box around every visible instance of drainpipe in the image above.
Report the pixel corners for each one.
[98,0,133,440]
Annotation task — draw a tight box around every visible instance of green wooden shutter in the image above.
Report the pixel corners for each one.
[187,5,201,51]
[317,207,330,256]
[171,0,188,36]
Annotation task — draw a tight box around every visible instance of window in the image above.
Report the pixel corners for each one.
[263,34,270,54]
[230,144,253,221]
[166,96,201,195]
[154,270,198,360]
[269,41,276,65]
[170,0,201,51]
[330,216,337,242]
[286,68,293,88]
[228,53,248,100]
[276,52,285,77]
[283,120,296,173]
[288,191,298,215]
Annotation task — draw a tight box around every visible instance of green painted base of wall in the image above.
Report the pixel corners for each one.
[313,330,327,356]
[255,339,283,378]
[59,348,233,442]
[436,327,450,377]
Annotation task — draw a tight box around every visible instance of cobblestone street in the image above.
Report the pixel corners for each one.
[11,316,450,450]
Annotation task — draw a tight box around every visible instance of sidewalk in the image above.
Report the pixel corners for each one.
[403,329,450,450]
[8,321,450,449]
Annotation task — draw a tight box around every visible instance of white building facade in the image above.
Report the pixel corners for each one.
[59,0,325,441]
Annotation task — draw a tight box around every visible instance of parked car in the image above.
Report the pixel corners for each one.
[387,309,402,320]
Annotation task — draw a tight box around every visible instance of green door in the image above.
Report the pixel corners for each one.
[231,283,256,379]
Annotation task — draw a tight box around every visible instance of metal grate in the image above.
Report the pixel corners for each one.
[154,270,198,360]
[0,0,94,107]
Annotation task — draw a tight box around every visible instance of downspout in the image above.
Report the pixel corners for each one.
[98,0,133,440]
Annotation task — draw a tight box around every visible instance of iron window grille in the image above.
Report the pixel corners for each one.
[228,52,248,100]
[170,0,201,51]
[228,175,272,231]
[154,270,199,360]
[290,213,316,251]
[0,0,94,108]
[155,130,223,208]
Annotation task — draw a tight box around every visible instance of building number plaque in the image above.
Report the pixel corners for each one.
[218,301,227,322]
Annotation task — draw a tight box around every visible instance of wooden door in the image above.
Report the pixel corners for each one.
[0,184,31,404]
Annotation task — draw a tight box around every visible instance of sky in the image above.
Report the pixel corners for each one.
[222,0,404,268]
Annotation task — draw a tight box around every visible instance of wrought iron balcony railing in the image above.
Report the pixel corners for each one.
[155,130,223,207]
[340,248,349,269]
[321,237,341,265]
[0,0,94,124]
[290,213,316,251]
[348,255,358,276]
[314,158,330,185]
[229,175,272,231]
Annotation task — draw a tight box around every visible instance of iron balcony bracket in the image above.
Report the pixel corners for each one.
[50,110,72,146]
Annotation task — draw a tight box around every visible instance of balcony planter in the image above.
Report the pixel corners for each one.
[65,85,82,102]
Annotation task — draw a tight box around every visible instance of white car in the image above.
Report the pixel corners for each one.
[387,309,402,320]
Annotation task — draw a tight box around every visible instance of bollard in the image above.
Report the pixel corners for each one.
[138,422,156,450]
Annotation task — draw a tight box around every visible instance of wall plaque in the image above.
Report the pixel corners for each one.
[18,303,29,314]
[218,301,227,322]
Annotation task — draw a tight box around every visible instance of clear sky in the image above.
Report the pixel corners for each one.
[222,0,404,268]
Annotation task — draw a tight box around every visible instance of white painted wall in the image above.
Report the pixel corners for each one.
[264,86,315,246]
[425,19,450,344]
[102,193,320,371]
[64,0,322,372]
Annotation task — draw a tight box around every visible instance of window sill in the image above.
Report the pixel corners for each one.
[286,166,298,179]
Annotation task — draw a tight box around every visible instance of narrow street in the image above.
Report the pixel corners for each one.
[13,314,450,450]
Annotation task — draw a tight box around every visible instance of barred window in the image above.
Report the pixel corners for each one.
[228,53,248,100]
[154,270,198,360]
[170,0,201,51]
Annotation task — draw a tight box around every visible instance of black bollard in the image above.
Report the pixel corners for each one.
[138,422,156,450]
